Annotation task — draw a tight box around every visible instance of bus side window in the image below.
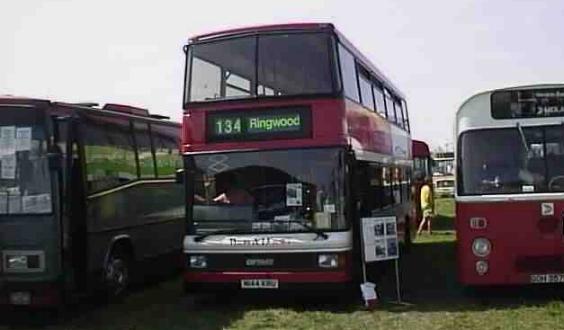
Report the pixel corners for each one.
[373,84,387,118]
[356,162,384,216]
[338,43,360,103]
[134,121,156,178]
[392,167,401,205]
[382,166,393,207]
[83,117,137,194]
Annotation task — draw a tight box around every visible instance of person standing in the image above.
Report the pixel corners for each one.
[417,176,434,235]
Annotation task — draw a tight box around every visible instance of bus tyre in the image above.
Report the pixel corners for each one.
[103,249,131,300]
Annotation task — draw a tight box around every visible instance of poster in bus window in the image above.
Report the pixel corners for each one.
[0,192,7,214]
[1,154,17,179]
[286,183,303,206]
[0,126,16,156]
[362,216,399,262]
[16,127,32,151]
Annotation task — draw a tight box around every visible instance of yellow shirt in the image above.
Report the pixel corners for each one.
[420,184,433,210]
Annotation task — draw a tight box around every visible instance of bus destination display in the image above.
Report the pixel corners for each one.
[491,88,564,119]
[207,107,311,141]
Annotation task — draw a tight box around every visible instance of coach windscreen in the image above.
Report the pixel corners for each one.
[0,107,52,214]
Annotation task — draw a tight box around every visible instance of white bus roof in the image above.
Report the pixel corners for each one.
[456,83,564,136]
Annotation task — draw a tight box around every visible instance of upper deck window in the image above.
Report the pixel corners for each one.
[186,32,335,103]
[491,88,564,119]
[337,43,360,102]
[358,72,375,111]
[373,84,387,118]
[384,90,397,124]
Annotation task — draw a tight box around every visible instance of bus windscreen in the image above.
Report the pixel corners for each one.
[458,125,564,195]
[189,148,346,234]
[491,88,564,119]
[186,32,334,102]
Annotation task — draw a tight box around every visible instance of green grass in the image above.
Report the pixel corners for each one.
[3,198,564,329]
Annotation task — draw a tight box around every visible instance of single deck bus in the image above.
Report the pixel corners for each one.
[0,97,184,306]
[456,84,564,285]
[181,23,413,292]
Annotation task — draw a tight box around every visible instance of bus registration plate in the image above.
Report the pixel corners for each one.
[241,279,279,289]
[530,274,564,283]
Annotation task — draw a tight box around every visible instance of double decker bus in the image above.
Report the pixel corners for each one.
[413,140,432,178]
[181,23,413,292]
[0,97,184,306]
[412,139,432,224]
[456,84,564,285]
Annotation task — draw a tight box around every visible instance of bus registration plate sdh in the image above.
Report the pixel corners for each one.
[241,279,279,289]
[530,274,564,283]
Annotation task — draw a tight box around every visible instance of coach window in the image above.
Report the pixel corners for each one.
[134,121,156,178]
[358,71,375,111]
[373,84,387,118]
[337,43,360,102]
[83,117,137,193]
[153,126,181,178]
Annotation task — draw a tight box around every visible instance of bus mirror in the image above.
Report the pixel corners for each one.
[47,152,62,170]
[175,169,185,184]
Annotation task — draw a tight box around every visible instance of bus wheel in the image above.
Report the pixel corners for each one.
[104,249,131,300]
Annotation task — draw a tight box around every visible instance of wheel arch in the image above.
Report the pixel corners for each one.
[103,235,135,267]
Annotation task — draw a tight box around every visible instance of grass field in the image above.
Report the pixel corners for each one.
[2,198,564,329]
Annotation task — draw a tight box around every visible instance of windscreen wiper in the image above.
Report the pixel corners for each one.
[516,122,530,154]
[280,220,329,240]
[194,229,245,242]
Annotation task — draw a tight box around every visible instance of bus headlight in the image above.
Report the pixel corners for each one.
[476,260,488,275]
[318,254,339,268]
[472,238,491,257]
[2,251,45,273]
[7,255,28,270]
[189,255,207,269]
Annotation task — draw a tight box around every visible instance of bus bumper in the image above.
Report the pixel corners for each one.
[0,282,61,307]
[183,270,352,293]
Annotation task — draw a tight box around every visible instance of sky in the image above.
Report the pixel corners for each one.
[2,0,564,150]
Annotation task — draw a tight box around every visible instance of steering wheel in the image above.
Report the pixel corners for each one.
[548,175,564,191]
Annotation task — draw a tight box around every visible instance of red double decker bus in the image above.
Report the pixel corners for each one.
[412,140,432,179]
[412,139,432,224]
[181,23,413,292]
[456,84,564,286]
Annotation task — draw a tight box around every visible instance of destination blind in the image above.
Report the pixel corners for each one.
[206,107,311,141]
[491,88,564,119]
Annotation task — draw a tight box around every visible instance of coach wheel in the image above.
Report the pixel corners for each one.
[104,249,131,299]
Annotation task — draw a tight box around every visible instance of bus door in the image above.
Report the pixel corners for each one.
[53,116,88,293]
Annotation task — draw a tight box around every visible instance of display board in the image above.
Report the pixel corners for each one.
[361,216,399,262]
[206,106,311,142]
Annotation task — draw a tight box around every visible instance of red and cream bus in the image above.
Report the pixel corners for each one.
[456,84,564,285]
[181,23,413,292]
